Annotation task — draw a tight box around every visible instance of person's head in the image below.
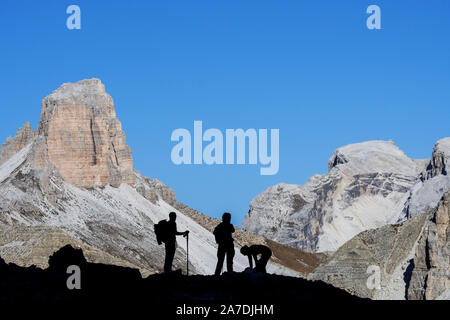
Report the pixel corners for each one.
[222,212,231,224]
[169,211,177,222]
[240,245,250,256]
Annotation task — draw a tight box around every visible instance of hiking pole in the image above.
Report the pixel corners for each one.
[186,232,189,276]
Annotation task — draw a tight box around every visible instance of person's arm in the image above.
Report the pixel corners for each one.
[175,224,189,236]
[248,256,253,269]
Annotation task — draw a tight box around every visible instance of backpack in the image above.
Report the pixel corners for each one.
[154,219,170,245]
[213,223,223,244]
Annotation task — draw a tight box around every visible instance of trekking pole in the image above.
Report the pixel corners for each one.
[186,232,189,276]
[220,246,224,275]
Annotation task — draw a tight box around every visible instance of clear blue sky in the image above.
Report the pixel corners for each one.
[1,1,449,225]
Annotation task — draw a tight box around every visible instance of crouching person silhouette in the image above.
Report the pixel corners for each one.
[154,212,189,273]
[240,244,272,274]
[213,212,235,276]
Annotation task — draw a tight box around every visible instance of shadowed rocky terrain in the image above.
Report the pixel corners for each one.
[0,245,361,305]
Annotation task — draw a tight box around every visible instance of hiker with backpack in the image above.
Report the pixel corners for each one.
[154,212,189,273]
[213,212,235,276]
[240,244,272,274]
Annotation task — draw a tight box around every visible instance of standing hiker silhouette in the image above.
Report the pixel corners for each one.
[155,212,189,273]
[213,212,235,276]
[240,244,272,274]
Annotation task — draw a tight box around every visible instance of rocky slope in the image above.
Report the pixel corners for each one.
[0,79,316,277]
[243,139,450,253]
[308,191,449,300]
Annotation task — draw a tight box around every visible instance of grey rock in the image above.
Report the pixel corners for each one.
[308,192,450,300]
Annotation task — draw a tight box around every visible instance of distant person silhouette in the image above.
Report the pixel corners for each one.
[160,212,189,273]
[213,212,235,276]
[240,244,272,274]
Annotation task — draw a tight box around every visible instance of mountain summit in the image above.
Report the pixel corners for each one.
[243,138,450,253]
[33,78,134,188]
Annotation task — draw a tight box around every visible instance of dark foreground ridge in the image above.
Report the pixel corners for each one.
[0,245,361,304]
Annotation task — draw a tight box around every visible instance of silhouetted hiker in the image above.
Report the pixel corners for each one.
[240,244,272,273]
[154,212,189,273]
[213,212,235,276]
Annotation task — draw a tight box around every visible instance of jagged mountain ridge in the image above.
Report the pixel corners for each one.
[0,79,318,277]
[242,138,450,253]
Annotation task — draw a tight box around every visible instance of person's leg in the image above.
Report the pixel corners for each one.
[259,252,272,273]
[164,242,176,272]
[215,247,225,276]
[226,247,235,273]
[254,258,263,272]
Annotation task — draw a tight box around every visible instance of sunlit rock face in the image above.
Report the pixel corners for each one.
[34,78,134,188]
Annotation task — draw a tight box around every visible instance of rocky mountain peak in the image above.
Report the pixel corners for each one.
[328,140,419,176]
[38,79,114,135]
[427,137,450,178]
[33,78,135,188]
[244,138,450,254]
[0,122,35,166]
[47,78,105,99]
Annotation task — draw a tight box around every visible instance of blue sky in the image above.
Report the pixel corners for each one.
[1,1,449,225]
